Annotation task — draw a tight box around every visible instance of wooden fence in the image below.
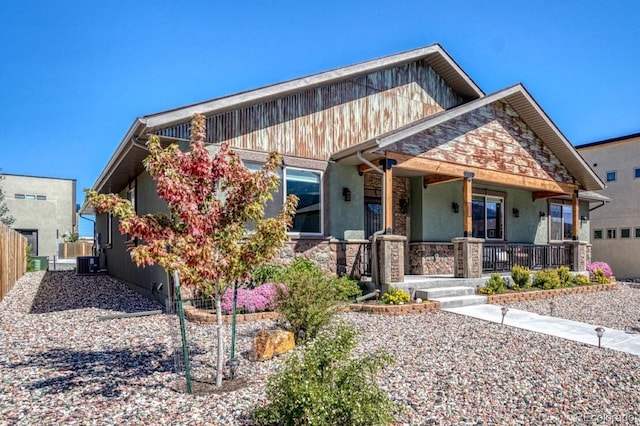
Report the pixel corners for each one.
[58,242,93,259]
[0,224,27,302]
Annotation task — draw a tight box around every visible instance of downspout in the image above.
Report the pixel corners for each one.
[589,201,608,212]
[357,150,385,289]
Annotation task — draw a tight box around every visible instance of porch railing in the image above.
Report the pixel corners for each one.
[483,243,573,273]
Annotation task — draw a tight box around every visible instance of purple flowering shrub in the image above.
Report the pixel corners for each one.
[220,283,284,314]
[586,262,613,279]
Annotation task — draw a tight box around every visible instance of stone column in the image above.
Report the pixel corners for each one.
[568,240,591,272]
[452,237,484,278]
[377,235,406,289]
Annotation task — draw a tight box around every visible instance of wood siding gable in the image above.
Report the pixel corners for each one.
[156,61,466,161]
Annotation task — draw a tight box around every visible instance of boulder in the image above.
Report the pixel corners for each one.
[251,329,295,361]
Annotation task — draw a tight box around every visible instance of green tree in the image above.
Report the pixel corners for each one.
[86,113,297,386]
[0,170,15,226]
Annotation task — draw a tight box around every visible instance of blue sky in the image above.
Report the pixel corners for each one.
[1,0,639,236]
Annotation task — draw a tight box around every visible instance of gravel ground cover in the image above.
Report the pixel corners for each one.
[0,272,639,425]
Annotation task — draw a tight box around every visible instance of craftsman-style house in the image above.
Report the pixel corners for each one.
[82,44,604,304]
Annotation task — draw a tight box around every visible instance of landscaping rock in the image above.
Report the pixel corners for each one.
[251,329,295,361]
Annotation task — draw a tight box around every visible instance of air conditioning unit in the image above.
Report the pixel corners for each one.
[76,256,99,275]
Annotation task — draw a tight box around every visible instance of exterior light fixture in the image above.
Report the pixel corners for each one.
[501,307,509,325]
[226,357,240,379]
[512,208,520,218]
[342,187,351,202]
[595,327,605,348]
[451,202,459,214]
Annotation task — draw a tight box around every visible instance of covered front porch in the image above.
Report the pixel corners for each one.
[330,85,603,285]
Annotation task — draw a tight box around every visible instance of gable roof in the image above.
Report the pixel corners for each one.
[332,84,605,192]
[82,44,484,210]
[141,44,484,133]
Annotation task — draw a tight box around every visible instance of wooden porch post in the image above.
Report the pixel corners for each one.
[463,172,474,237]
[572,190,579,240]
[381,158,397,234]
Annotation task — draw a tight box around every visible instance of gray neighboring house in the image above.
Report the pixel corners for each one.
[577,133,640,280]
[82,44,605,306]
[2,174,77,259]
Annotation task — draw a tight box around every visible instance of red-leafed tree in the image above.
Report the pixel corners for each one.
[86,113,297,386]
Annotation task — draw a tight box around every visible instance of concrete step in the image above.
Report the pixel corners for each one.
[431,294,488,309]
[415,286,475,300]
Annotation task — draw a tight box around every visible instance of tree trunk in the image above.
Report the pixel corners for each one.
[215,284,224,387]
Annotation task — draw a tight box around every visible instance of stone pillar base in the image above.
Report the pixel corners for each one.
[568,240,591,272]
[452,237,484,278]
[377,234,406,286]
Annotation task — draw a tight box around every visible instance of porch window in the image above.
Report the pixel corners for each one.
[285,167,322,234]
[364,198,382,238]
[549,203,572,241]
[472,195,503,240]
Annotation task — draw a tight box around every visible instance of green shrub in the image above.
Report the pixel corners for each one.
[557,266,572,287]
[381,286,410,305]
[26,245,35,272]
[253,322,397,426]
[592,268,610,284]
[511,265,530,289]
[572,274,591,286]
[251,263,287,286]
[329,275,362,301]
[275,259,342,343]
[533,269,561,289]
[478,273,506,295]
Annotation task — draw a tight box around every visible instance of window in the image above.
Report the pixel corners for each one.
[285,168,322,234]
[14,193,46,200]
[621,228,631,238]
[594,229,603,239]
[472,195,504,240]
[549,203,573,241]
[606,171,617,182]
[636,228,640,238]
[107,214,113,246]
[635,168,640,179]
[127,181,136,211]
[607,229,616,239]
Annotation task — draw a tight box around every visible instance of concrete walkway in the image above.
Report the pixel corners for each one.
[444,304,640,356]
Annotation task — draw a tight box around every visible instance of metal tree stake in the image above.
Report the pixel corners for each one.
[174,270,193,394]
[229,279,239,379]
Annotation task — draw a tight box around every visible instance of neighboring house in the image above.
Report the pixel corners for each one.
[577,133,640,280]
[3,174,77,258]
[82,44,604,305]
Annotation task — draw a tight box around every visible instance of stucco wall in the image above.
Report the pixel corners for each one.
[578,138,640,279]
[97,172,170,305]
[328,163,364,240]
[3,174,76,257]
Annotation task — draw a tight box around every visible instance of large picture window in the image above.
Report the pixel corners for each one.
[549,203,572,241]
[472,195,504,240]
[285,168,322,234]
